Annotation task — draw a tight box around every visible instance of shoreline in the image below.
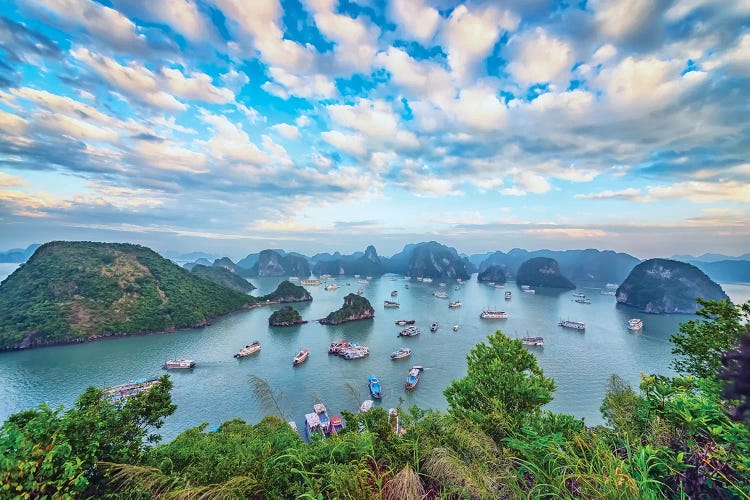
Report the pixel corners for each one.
[0,299,288,353]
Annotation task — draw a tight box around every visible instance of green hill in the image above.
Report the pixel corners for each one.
[516,257,575,289]
[259,280,312,303]
[268,305,306,326]
[190,264,256,293]
[320,293,374,325]
[0,241,255,350]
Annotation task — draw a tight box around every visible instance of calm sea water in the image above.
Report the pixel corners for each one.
[1,270,748,441]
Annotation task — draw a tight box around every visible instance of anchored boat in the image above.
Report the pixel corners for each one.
[384,300,400,308]
[405,366,423,390]
[430,322,438,332]
[163,359,196,369]
[398,326,420,337]
[448,300,461,308]
[390,347,412,360]
[558,320,585,331]
[480,310,508,319]
[234,341,261,358]
[368,375,383,399]
[522,337,545,346]
[628,318,643,331]
[293,349,309,366]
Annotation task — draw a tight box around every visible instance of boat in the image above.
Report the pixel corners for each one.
[558,320,586,330]
[329,340,351,354]
[324,284,339,291]
[330,415,344,434]
[521,285,530,290]
[448,300,461,308]
[301,279,321,286]
[304,412,323,438]
[391,290,398,297]
[390,347,412,360]
[368,375,383,399]
[430,322,438,332]
[457,279,464,284]
[293,349,309,365]
[314,403,331,436]
[288,277,299,281]
[505,291,512,300]
[357,279,368,284]
[105,378,159,401]
[384,300,400,308]
[488,282,495,286]
[163,359,196,369]
[522,337,545,346]
[360,399,373,412]
[453,324,459,331]
[422,277,433,283]
[343,346,369,359]
[366,276,373,280]
[628,318,643,331]
[416,277,423,282]
[605,283,618,290]
[439,282,446,287]
[398,326,420,337]
[234,341,261,358]
[480,310,508,319]
[433,291,449,299]
[288,420,299,433]
[395,319,416,325]
[574,297,591,304]
[600,290,616,296]
[455,285,460,290]
[522,289,536,294]
[405,366,423,390]
[572,292,586,298]
[404,276,411,280]
[494,284,504,288]
[354,274,361,278]
[357,288,363,295]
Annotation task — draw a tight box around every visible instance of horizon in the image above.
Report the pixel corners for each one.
[1,1,749,257]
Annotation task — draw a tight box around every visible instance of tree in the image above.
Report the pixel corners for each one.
[443,331,555,438]
[670,299,750,380]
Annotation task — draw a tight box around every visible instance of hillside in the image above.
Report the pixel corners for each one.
[616,259,729,313]
[320,293,374,325]
[478,248,639,284]
[312,245,384,276]
[190,264,256,293]
[384,241,472,280]
[690,260,750,283]
[212,257,254,278]
[516,257,576,290]
[477,265,507,284]
[0,242,255,350]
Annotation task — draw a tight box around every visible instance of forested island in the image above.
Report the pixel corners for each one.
[268,305,306,327]
[1,299,748,498]
[0,242,255,350]
[515,257,576,290]
[319,293,374,325]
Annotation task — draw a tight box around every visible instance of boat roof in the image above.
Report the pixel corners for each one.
[305,413,321,426]
[330,416,343,425]
[313,403,327,414]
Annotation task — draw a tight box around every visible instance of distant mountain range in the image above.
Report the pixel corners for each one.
[0,244,41,263]
[672,253,750,262]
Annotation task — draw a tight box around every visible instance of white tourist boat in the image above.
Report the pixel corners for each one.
[480,310,508,319]
[234,341,261,358]
[163,359,196,369]
[301,279,321,286]
[558,320,585,331]
[628,318,643,331]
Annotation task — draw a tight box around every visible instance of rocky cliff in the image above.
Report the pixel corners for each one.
[248,250,311,278]
[312,245,384,276]
[268,305,306,327]
[260,280,312,303]
[320,293,374,325]
[385,241,471,280]
[516,257,575,290]
[616,259,729,314]
[477,265,507,284]
[190,264,256,293]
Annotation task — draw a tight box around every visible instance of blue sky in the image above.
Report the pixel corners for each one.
[0,0,748,259]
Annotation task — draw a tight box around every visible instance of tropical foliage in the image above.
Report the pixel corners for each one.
[190,264,256,293]
[1,300,749,499]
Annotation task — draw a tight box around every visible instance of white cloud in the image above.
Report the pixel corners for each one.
[507,28,574,85]
[271,123,300,139]
[112,0,213,42]
[321,130,366,157]
[388,0,441,44]
[451,86,507,131]
[0,172,27,187]
[200,111,269,166]
[577,181,750,203]
[593,0,661,40]
[160,67,234,104]
[442,4,519,81]
[591,44,618,64]
[327,99,399,138]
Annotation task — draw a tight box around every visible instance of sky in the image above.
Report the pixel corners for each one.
[0,0,748,260]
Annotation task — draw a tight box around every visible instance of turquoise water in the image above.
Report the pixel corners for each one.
[1,274,747,441]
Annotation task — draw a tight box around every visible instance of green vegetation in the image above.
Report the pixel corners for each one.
[268,305,305,327]
[190,264,256,293]
[320,293,374,325]
[617,258,729,314]
[516,256,576,289]
[2,299,749,498]
[259,280,312,303]
[477,264,507,284]
[0,241,255,350]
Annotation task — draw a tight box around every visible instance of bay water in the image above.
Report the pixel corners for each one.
[1,271,748,441]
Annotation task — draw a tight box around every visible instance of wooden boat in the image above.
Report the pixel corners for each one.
[405,366,423,390]
[453,324,459,331]
[390,347,412,360]
[314,403,331,436]
[398,326,420,337]
[234,341,261,358]
[330,415,344,434]
[391,290,398,297]
[305,412,323,438]
[360,399,374,412]
[163,359,196,369]
[384,300,400,308]
[293,349,309,365]
[448,300,461,308]
[505,291,512,300]
[368,375,383,399]
[522,337,544,346]
[395,319,416,325]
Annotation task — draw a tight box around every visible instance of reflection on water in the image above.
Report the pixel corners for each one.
[1,275,747,440]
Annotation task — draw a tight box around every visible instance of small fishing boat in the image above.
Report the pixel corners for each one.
[330,415,344,434]
[522,289,536,294]
[234,341,261,358]
[575,297,591,304]
[357,288,363,295]
[314,403,331,436]
[448,300,461,308]
[505,291,512,300]
[433,291,449,299]
[391,290,398,297]
[368,375,383,399]
[439,282,446,287]
[324,284,339,291]
[405,366,423,390]
[163,359,196,369]
[453,324,459,331]
[628,318,643,331]
[360,399,373,412]
[343,346,369,359]
[384,300,400,308]
[395,319,416,325]
[305,412,323,438]
[430,322,438,332]
[455,285,460,290]
[398,326,420,337]
[522,337,544,346]
[390,347,412,360]
[572,292,586,298]
[293,349,309,365]
[422,278,433,283]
